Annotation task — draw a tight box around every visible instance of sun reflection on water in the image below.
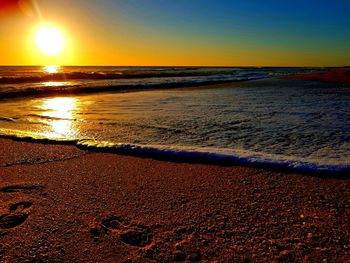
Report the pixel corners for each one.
[43,81,69,87]
[42,66,70,87]
[37,97,79,139]
[44,65,59,73]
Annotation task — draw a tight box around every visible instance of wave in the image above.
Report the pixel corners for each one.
[0,117,17,122]
[0,76,260,100]
[0,70,248,84]
[0,128,348,176]
[77,141,350,176]
[0,67,328,100]
[0,67,324,84]
[25,114,76,121]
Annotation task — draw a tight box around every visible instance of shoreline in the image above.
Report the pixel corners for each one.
[0,138,349,261]
[0,132,348,177]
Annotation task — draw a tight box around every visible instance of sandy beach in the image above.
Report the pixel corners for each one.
[1,0,350,261]
[0,138,349,262]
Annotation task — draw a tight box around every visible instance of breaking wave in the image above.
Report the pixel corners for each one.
[0,128,348,176]
[0,66,325,99]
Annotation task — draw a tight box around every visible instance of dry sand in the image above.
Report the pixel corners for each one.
[0,138,349,262]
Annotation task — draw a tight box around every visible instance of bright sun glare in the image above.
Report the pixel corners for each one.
[36,26,64,56]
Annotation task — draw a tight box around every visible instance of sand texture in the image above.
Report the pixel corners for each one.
[0,138,349,262]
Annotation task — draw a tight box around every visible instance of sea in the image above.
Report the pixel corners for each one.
[0,66,349,174]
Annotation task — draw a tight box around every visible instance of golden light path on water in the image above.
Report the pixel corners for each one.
[44,65,59,73]
[43,81,68,87]
[35,97,79,139]
[42,65,71,87]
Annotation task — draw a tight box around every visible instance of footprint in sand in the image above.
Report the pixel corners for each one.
[0,184,44,230]
[92,215,153,247]
[9,201,33,212]
[0,201,32,229]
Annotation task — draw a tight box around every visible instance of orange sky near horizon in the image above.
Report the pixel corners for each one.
[0,0,349,67]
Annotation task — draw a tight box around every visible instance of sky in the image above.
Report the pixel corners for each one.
[0,0,350,66]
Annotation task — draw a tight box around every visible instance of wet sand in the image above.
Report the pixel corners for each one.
[0,138,349,262]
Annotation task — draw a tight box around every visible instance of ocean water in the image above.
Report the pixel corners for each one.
[1,66,349,174]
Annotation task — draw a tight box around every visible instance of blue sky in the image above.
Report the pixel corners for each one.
[1,0,350,65]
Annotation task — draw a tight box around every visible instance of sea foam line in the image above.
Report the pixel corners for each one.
[0,128,349,176]
[77,140,350,175]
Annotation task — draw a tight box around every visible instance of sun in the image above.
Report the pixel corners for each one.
[36,26,64,56]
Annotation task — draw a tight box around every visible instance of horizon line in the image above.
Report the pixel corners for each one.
[0,64,349,68]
